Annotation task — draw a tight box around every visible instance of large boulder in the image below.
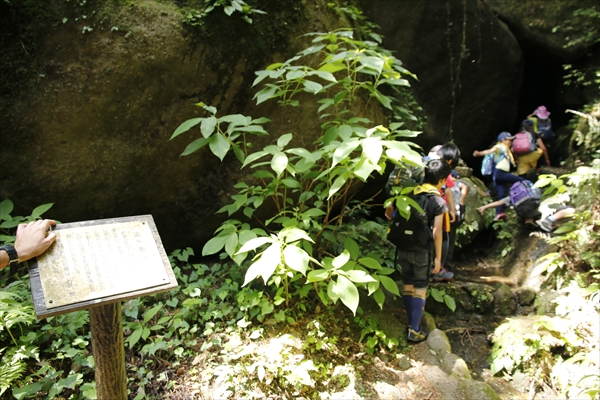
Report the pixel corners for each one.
[358,0,523,156]
[0,0,385,250]
[484,0,600,60]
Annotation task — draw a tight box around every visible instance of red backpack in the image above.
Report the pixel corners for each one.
[512,131,537,155]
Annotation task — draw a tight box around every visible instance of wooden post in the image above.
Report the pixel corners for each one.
[89,302,127,399]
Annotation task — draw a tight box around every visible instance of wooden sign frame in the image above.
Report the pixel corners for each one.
[28,215,178,319]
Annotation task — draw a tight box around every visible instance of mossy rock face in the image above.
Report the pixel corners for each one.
[463,283,495,314]
[358,0,523,156]
[493,283,517,316]
[0,0,385,249]
[485,0,599,59]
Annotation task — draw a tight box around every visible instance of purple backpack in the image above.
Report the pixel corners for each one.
[509,181,542,218]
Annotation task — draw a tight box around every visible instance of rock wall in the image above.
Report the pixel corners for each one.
[0,0,377,250]
[358,0,524,156]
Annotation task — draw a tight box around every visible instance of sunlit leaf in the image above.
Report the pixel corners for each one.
[335,275,359,314]
[271,151,288,177]
[171,118,203,140]
[283,245,309,275]
[209,133,230,161]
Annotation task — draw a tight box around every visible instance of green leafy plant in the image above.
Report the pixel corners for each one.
[182,0,266,26]
[428,287,456,312]
[172,29,422,315]
[354,313,398,354]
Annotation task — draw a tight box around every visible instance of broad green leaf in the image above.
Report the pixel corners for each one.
[242,150,269,167]
[281,178,301,188]
[303,80,323,94]
[209,133,231,161]
[323,126,338,145]
[0,198,14,218]
[327,279,339,301]
[283,245,309,275]
[332,138,360,167]
[31,203,54,218]
[202,235,229,256]
[225,232,239,257]
[318,62,346,73]
[171,118,203,140]
[181,137,209,156]
[277,133,293,148]
[332,249,351,269]
[353,159,378,181]
[307,269,329,282]
[252,170,275,179]
[346,270,377,284]
[372,287,385,309]
[378,275,400,296]
[335,275,359,314]
[444,295,456,312]
[200,116,217,138]
[253,70,271,86]
[430,288,444,302]
[271,151,288,177]
[359,56,384,73]
[308,70,337,83]
[344,237,360,260]
[280,226,313,243]
[362,137,383,165]
[286,70,305,80]
[237,236,272,253]
[328,173,348,199]
[359,257,382,270]
[254,84,279,105]
[299,44,325,56]
[0,220,23,229]
[143,303,163,323]
[372,89,392,109]
[245,243,281,286]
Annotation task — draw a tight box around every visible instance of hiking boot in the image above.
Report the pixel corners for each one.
[407,327,428,343]
[536,218,553,232]
[431,268,454,282]
[493,213,507,222]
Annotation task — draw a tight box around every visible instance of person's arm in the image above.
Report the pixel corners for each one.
[473,145,497,157]
[460,183,468,205]
[431,214,444,274]
[537,138,550,166]
[476,200,506,215]
[445,187,456,223]
[0,220,56,270]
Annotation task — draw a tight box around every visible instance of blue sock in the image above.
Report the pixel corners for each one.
[410,297,426,332]
[403,295,413,322]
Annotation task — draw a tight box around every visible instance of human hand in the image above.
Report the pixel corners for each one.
[476,206,485,215]
[473,150,480,157]
[14,219,57,262]
[384,204,394,221]
[449,210,456,223]
[432,259,441,275]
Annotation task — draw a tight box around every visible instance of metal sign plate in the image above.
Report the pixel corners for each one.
[33,216,173,311]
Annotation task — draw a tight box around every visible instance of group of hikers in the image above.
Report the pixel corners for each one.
[386,105,575,343]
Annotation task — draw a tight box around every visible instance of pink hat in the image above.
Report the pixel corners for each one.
[534,105,550,119]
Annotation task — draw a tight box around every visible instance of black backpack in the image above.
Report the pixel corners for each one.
[387,193,434,252]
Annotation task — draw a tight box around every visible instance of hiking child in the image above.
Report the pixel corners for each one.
[476,197,575,233]
[473,132,525,221]
[513,119,550,177]
[427,143,461,281]
[394,159,450,343]
[527,105,555,145]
